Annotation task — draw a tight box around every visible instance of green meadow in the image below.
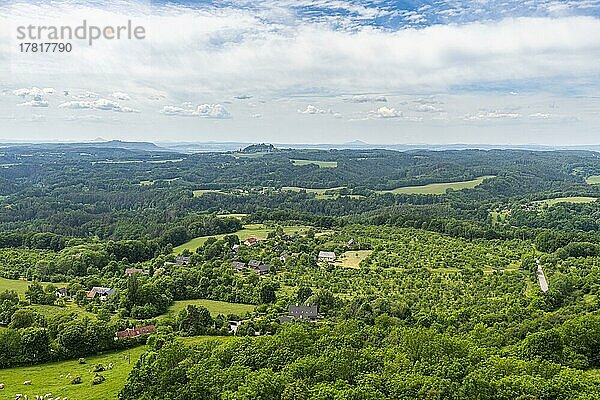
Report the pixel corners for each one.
[165,299,255,319]
[173,224,309,253]
[0,346,147,400]
[291,159,338,168]
[534,196,597,206]
[0,277,68,299]
[377,175,496,195]
[585,175,600,185]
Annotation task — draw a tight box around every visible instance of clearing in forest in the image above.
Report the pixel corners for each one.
[173,224,310,253]
[335,250,372,269]
[165,299,255,318]
[291,159,338,168]
[533,196,597,206]
[377,175,495,195]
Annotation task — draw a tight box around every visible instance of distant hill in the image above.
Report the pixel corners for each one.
[85,140,169,152]
[241,143,278,153]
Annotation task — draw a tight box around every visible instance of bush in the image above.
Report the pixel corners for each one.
[71,376,82,385]
[78,357,86,364]
[93,363,105,372]
[92,374,106,385]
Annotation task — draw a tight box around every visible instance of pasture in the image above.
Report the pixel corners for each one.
[377,175,495,195]
[0,346,147,400]
[291,159,338,168]
[534,196,597,206]
[585,175,600,185]
[0,277,68,299]
[173,224,309,253]
[165,299,255,318]
[193,189,227,197]
[335,250,372,269]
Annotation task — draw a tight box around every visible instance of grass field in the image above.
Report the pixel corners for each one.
[216,213,248,219]
[377,175,495,195]
[291,159,338,168]
[533,196,597,206]
[173,224,309,253]
[586,176,600,185]
[193,189,227,197]
[28,303,97,320]
[165,299,255,318]
[0,277,68,299]
[0,346,147,400]
[335,250,372,269]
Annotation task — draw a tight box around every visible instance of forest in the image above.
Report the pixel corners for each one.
[0,143,599,399]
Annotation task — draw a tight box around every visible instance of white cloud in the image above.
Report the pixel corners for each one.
[464,110,522,121]
[17,99,49,107]
[347,95,388,103]
[13,87,54,97]
[529,112,552,119]
[58,99,139,113]
[72,91,100,100]
[161,104,231,118]
[298,105,328,114]
[369,106,403,119]
[112,92,131,101]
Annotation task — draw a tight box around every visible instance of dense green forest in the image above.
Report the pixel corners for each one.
[1,143,600,399]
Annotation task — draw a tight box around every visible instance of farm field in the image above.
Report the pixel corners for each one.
[165,299,255,318]
[193,189,227,197]
[173,224,309,253]
[0,277,68,299]
[586,175,600,185]
[335,250,372,269]
[216,213,248,219]
[281,186,346,195]
[291,159,338,168]
[0,346,148,400]
[533,196,598,206]
[377,175,495,195]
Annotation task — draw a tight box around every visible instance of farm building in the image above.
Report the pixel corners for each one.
[87,287,115,301]
[254,264,270,275]
[232,261,246,272]
[248,260,262,268]
[318,251,336,263]
[279,305,319,322]
[176,256,191,265]
[115,325,156,339]
[244,237,259,246]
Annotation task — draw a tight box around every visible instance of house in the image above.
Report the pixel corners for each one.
[254,264,270,275]
[125,268,147,276]
[115,325,156,339]
[55,288,68,298]
[229,320,242,335]
[232,244,240,253]
[280,253,291,263]
[248,260,262,268]
[232,261,246,272]
[87,287,115,301]
[175,256,191,265]
[318,251,336,263]
[279,305,319,323]
[244,237,259,246]
[347,239,355,247]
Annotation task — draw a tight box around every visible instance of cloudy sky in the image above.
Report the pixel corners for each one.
[0,0,599,144]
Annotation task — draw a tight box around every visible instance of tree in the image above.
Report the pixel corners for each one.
[259,283,277,304]
[178,305,213,336]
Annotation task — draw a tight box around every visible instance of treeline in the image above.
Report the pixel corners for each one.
[120,318,600,400]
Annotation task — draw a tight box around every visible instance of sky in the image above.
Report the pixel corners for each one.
[0,0,599,145]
